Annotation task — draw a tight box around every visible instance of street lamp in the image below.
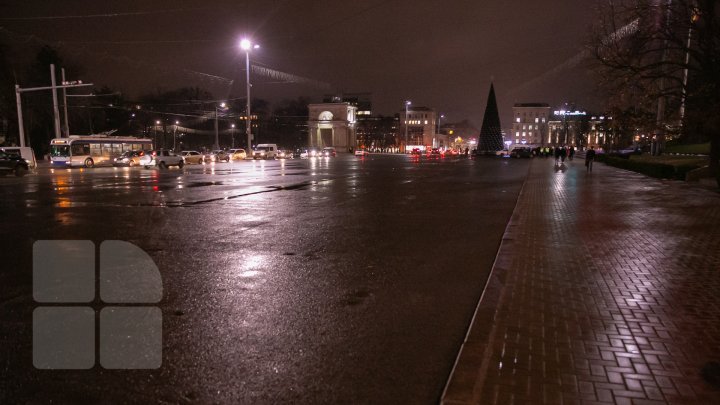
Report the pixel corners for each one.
[214,102,226,150]
[404,100,411,152]
[231,123,236,148]
[154,120,160,148]
[240,38,260,152]
[173,120,179,151]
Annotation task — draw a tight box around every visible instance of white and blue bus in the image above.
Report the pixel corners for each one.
[50,135,153,168]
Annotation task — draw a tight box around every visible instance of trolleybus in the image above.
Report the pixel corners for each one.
[50,135,153,168]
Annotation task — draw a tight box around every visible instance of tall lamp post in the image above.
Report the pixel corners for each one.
[404,100,411,152]
[240,38,260,152]
[214,102,226,150]
[437,113,444,149]
[154,120,160,148]
[173,120,179,151]
[231,123,236,148]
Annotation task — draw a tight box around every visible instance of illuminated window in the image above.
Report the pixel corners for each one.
[542,118,546,123]
[516,118,520,123]
[535,118,539,123]
[522,132,526,137]
[515,131,519,137]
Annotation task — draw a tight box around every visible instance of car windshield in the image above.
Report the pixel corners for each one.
[256,147,271,151]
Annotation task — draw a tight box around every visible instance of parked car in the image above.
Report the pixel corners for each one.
[410,148,423,156]
[180,151,205,164]
[427,148,443,159]
[354,149,369,156]
[0,146,37,169]
[252,144,278,159]
[113,150,144,167]
[229,148,247,160]
[140,149,184,169]
[510,147,532,158]
[307,148,321,158]
[0,150,29,176]
[277,150,294,159]
[211,150,230,162]
[322,147,337,157]
[618,146,642,155]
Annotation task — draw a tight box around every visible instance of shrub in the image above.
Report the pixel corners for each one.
[603,156,688,179]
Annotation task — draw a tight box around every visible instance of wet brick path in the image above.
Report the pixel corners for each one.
[444,158,720,404]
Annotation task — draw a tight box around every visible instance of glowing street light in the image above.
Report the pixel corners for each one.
[240,38,260,151]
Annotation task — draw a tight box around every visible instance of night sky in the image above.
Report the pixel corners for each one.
[1,0,604,128]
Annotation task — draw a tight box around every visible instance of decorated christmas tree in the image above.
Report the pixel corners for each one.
[477,83,503,153]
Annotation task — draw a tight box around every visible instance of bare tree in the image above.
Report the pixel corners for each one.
[589,0,720,182]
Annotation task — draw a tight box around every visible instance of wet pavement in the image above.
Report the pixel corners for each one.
[0,154,528,404]
[442,157,720,404]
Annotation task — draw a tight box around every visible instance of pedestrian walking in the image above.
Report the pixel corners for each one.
[554,146,561,165]
[585,146,596,172]
[568,147,575,161]
[559,145,567,163]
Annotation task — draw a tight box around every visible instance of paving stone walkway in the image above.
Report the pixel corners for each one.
[443,157,720,404]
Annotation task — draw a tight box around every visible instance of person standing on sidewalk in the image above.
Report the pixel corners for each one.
[585,146,596,172]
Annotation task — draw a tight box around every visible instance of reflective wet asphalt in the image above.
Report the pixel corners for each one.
[0,154,529,404]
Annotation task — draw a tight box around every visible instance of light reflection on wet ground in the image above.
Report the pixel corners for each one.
[0,154,530,404]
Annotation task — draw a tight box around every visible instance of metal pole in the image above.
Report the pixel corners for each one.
[15,85,25,147]
[214,106,220,150]
[404,102,409,152]
[50,64,61,139]
[61,68,70,137]
[246,50,252,151]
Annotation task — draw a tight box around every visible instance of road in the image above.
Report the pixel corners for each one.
[0,154,530,404]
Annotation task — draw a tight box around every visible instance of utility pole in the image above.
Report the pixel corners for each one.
[50,64,62,139]
[61,68,70,137]
[15,68,92,148]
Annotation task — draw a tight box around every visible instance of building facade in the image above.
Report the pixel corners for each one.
[356,115,398,151]
[586,115,615,150]
[307,103,357,152]
[400,106,444,149]
[511,103,551,146]
[548,108,589,148]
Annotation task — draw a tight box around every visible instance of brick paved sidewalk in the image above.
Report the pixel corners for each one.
[443,158,720,404]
